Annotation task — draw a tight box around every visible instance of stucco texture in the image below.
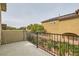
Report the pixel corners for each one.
[42,17,79,35]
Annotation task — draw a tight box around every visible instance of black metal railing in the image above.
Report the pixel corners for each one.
[27,32,79,56]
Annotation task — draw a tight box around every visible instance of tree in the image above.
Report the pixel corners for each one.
[27,24,45,32]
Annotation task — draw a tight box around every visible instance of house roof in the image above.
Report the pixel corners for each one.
[41,11,79,23]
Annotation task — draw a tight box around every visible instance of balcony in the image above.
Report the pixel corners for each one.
[0,30,79,56]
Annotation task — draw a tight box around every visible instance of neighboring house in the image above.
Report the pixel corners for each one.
[2,24,7,30]
[41,9,79,36]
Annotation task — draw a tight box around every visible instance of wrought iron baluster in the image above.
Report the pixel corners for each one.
[73,36,74,56]
[68,36,69,56]
[56,34,58,55]
[37,32,38,48]
[59,34,61,56]
[63,35,65,56]
[78,36,79,56]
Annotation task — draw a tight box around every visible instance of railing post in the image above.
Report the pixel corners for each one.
[37,32,38,48]
[23,30,25,41]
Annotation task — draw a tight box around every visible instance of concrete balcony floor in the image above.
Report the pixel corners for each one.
[0,41,51,56]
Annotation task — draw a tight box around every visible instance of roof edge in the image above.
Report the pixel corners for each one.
[41,10,79,23]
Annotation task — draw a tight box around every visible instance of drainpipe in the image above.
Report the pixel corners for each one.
[0,11,2,45]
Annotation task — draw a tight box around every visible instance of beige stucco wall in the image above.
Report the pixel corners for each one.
[42,21,59,33]
[1,30,27,44]
[42,17,79,35]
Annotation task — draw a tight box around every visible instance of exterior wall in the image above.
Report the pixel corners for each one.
[1,30,27,44]
[42,21,59,33]
[42,17,79,35]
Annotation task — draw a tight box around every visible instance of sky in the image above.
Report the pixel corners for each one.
[2,3,79,28]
